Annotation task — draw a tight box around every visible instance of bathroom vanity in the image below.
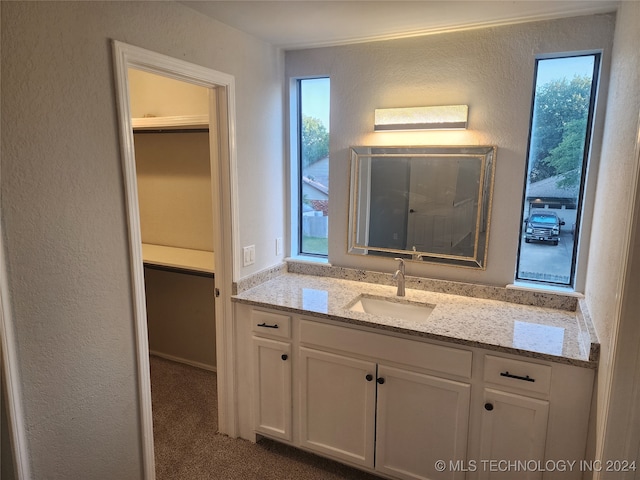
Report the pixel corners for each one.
[233,272,597,480]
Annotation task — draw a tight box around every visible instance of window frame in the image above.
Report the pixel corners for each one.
[288,76,330,262]
[515,52,602,291]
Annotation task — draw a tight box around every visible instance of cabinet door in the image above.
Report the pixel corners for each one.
[252,337,292,441]
[299,347,376,468]
[375,365,471,480]
[479,388,549,480]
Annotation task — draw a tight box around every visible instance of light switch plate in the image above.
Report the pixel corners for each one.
[243,245,255,266]
[276,237,283,256]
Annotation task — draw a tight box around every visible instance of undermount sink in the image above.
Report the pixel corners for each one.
[348,294,436,323]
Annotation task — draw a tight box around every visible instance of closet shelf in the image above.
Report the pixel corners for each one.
[132,114,209,131]
[142,243,214,274]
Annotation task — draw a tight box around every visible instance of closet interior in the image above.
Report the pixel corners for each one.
[129,68,217,372]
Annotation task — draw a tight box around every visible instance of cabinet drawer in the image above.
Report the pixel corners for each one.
[300,320,472,378]
[484,355,551,395]
[251,309,291,339]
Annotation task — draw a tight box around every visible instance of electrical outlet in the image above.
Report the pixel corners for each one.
[243,245,255,266]
[276,237,283,256]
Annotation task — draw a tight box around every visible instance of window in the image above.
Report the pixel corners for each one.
[295,78,330,257]
[516,54,600,287]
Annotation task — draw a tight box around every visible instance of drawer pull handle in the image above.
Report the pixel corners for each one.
[366,374,373,382]
[281,354,288,361]
[257,322,279,329]
[500,371,535,382]
[377,377,385,385]
[484,403,494,411]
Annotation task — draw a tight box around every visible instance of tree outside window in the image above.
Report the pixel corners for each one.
[517,55,599,287]
[299,78,330,256]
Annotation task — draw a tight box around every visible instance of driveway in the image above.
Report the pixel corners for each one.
[517,232,574,284]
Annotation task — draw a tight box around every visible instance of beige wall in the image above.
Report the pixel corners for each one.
[583,1,640,471]
[145,268,216,370]
[286,15,615,287]
[129,69,210,118]
[134,132,214,251]
[0,1,283,478]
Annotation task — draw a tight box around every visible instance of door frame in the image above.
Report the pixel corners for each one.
[111,40,239,480]
[0,223,30,479]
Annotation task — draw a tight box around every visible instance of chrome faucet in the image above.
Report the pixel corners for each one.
[393,258,406,297]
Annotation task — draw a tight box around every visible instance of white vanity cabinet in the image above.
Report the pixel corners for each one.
[235,302,595,480]
[299,347,377,468]
[299,347,471,480]
[251,309,293,441]
[478,388,549,480]
[299,318,473,480]
[375,364,471,480]
[476,356,552,480]
[467,355,594,480]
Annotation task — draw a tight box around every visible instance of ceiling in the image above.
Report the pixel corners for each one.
[181,1,619,50]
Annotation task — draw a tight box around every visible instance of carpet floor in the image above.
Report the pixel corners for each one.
[150,355,383,479]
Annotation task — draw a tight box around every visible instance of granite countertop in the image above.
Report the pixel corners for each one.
[233,272,597,368]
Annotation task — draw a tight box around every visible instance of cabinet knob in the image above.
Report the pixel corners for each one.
[365,374,373,382]
[377,377,385,385]
[281,354,288,361]
[484,402,494,411]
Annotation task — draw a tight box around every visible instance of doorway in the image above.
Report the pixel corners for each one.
[129,69,217,371]
[112,41,238,480]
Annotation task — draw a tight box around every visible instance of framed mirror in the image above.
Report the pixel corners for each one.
[348,146,496,269]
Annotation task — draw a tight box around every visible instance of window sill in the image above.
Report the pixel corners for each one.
[286,255,330,265]
[507,281,584,297]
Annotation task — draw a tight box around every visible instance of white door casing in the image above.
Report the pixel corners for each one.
[111,40,239,480]
[0,219,30,479]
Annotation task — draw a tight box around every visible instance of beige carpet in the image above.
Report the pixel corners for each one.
[150,356,383,479]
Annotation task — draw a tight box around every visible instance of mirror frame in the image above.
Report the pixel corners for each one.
[348,145,497,269]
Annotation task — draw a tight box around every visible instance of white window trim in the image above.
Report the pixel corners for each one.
[288,76,330,263]
[516,51,604,294]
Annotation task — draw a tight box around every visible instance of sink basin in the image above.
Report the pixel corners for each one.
[348,295,435,323]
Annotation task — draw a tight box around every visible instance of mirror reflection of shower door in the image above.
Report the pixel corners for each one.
[406,158,458,254]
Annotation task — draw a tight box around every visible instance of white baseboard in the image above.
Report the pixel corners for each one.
[149,351,217,372]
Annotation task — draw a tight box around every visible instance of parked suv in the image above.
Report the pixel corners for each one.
[524,211,565,246]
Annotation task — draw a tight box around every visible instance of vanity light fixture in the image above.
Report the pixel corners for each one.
[374,105,468,131]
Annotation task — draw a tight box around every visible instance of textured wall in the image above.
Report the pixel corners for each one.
[286,14,615,287]
[583,1,640,468]
[0,1,283,478]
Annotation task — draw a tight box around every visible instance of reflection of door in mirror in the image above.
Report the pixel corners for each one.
[407,157,457,254]
[406,157,481,257]
[369,157,410,251]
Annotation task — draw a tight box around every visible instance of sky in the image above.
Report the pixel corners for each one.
[536,55,596,85]
[301,77,331,130]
